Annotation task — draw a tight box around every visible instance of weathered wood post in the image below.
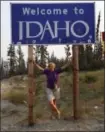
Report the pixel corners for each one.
[28,45,34,126]
[72,45,79,119]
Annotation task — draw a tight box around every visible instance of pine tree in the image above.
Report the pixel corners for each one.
[0,58,4,79]
[49,51,64,68]
[93,12,104,69]
[34,45,41,63]
[64,45,71,62]
[49,51,57,63]
[33,45,49,76]
[40,46,48,67]
[35,45,48,67]
[17,45,26,74]
[94,12,101,55]
[7,44,16,76]
[85,45,93,70]
[79,45,86,70]
[33,46,41,76]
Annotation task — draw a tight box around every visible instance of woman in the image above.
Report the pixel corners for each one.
[34,61,71,119]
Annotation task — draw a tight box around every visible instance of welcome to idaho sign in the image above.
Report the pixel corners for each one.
[11,3,95,45]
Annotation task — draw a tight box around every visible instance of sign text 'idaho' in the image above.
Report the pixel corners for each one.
[11,3,95,45]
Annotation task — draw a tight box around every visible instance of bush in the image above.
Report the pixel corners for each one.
[84,75,97,83]
[91,60,104,70]
[5,89,26,104]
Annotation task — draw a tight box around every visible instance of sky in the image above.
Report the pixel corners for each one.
[1,1,105,61]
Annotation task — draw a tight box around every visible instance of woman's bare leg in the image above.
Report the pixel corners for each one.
[49,99,60,119]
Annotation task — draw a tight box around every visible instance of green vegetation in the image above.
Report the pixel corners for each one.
[3,89,27,104]
[2,69,104,119]
[83,75,97,83]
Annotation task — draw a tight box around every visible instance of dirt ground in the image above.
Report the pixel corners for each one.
[1,100,104,131]
[1,75,105,131]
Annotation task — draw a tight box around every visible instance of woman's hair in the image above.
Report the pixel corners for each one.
[48,62,56,69]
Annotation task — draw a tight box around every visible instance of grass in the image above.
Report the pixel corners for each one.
[2,69,104,120]
[3,89,27,104]
[79,70,104,101]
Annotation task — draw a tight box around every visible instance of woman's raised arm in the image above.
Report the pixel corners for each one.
[61,57,73,70]
[33,62,44,71]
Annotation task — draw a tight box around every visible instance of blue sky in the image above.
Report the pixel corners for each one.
[1,1,104,61]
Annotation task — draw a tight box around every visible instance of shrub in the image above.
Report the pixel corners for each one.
[5,89,26,104]
[84,75,97,83]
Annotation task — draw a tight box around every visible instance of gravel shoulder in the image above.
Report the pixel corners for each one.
[1,100,104,131]
[1,75,105,131]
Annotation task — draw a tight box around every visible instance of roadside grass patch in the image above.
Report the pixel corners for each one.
[84,75,97,83]
[3,89,27,105]
[1,69,104,120]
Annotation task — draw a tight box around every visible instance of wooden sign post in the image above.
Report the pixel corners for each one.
[72,45,79,119]
[28,45,34,126]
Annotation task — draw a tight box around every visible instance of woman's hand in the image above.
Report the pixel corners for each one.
[61,61,71,70]
[34,62,44,71]
[61,57,73,70]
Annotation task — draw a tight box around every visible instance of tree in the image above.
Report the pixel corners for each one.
[17,45,26,74]
[33,46,41,76]
[40,45,48,67]
[94,12,101,57]
[79,45,86,70]
[85,45,93,70]
[35,45,49,68]
[93,12,104,69]
[0,58,4,79]
[34,45,41,63]
[49,51,58,63]
[7,44,16,76]
[64,45,71,62]
[33,45,49,76]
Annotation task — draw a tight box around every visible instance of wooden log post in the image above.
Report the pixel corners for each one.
[72,45,79,119]
[28,45,34,126]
